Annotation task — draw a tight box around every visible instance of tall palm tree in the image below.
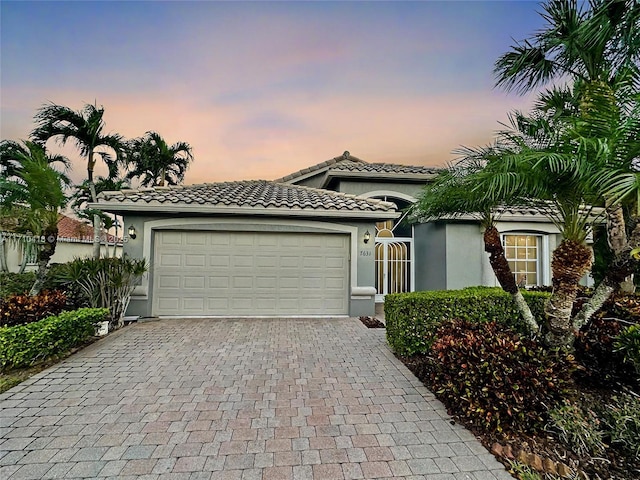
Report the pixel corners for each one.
[70,176,129,257]
[0,140,69,294]
[31,102,124,258]
[411,153,539,336]
[126,131,193,187]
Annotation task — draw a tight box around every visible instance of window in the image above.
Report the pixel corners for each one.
[503,234,541,287]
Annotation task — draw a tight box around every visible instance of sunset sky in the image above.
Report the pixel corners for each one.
[1,1,543,185]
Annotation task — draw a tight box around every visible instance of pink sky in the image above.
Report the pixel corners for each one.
[1,1,541,185]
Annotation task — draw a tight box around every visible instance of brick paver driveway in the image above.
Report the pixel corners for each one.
[1,318,512,480]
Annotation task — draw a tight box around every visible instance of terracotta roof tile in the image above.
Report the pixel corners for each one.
[57,214,121,244]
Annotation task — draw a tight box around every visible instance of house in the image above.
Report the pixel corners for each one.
[0,214,122,272]
[94,152,565,318]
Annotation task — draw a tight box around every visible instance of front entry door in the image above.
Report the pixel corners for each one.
[375,237,413,302]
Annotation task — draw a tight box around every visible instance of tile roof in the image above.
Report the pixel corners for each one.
[57,214,121,244]
[276,151,441,183]
[96,180,398,218]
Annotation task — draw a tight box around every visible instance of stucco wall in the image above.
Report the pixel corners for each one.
[413,223,447,290]
[1,240,121,273]
[414,220,564,291]
[122,214,378,317]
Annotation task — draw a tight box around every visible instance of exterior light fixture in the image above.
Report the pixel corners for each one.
[128,225,137,240]
[364,230,371,244]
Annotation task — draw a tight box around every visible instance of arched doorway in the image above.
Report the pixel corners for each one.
[372,197,414,302]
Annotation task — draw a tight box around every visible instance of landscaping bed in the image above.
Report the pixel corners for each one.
[387,289,640,480]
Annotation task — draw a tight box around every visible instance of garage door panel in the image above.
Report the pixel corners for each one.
[158,276,181,289]
[185,233,207,246]
[209,255,230,267]
[233,256,254,268]
[159,254,182,267]
[185,254,206,267]
[183,276,205,289]
[153,231,349,316]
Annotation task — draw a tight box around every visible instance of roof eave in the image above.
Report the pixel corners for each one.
[90,202,400,220]
[321,170,437,188]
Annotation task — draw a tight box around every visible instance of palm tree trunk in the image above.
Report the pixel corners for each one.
[484,226,538,335]
[573,221,640,330]
[87,150,101,258]
[29,227,57,296]
[544,239,592,348]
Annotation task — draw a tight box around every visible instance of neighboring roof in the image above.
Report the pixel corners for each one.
[276,151,441,185]
[57,214,121,244]
[94,180,399,219]
[0,214,121,244]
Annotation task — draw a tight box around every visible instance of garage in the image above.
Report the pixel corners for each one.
[152,230,350,316]
[95,179,398,317]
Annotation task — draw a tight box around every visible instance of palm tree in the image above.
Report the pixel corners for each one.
[70,176,129,257]
[0,140,69,294]
[411,152,539,336]
[126,131,193,187]
[494,0,640,342]
[31,102,124,258]
[495,0,639,96]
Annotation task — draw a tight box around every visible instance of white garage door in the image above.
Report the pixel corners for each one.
[152,231,350,316]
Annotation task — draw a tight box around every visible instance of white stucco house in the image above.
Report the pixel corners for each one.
[94,152,566,318]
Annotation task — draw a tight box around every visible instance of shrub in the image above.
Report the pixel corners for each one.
[614,324,640,377]
[0,272,36,299]
[430,319,573,433]
[385,287,549,356]
[0,308,108,370]
[59,256,147,330]
[0,290,67,327]
[548,402,606,456]
[600,393,640,461]
[41,263,89,310]
[575,316,638,389]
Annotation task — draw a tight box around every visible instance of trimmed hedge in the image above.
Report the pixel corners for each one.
[0,308,108,371]
[385,287,549,356]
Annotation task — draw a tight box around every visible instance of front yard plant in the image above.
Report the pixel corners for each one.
[0,290,67,327]
[0,307,108,371]
[387,288,640,480]
[60,256,147,330]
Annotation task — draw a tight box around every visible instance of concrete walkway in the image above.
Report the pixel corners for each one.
[0,318,512,480]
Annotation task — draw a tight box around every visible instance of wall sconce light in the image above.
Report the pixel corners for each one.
[363,230,371,244]
[128,225,137,240]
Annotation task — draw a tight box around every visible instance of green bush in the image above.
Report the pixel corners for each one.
[548,402,606,456]
[614,324,640,377]
[59,256,146,329]
[600,393,640,461]
[429,319,573,434]
[0,308,108,371]
[0,290,68,327]
[385,287,549,356]
[0,272,36,299]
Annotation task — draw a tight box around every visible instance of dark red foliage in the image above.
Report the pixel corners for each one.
[359,316,385,328]
[0,290,68,327]
[575,315,639,390]
[429,319,575,434]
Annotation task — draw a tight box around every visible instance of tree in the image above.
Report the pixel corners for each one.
[31,102,124,258]
[70,176,129,257]
[411,152,539,336]
[0,140,69,294]
[126,131,193,187]
[494,0,640,342]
